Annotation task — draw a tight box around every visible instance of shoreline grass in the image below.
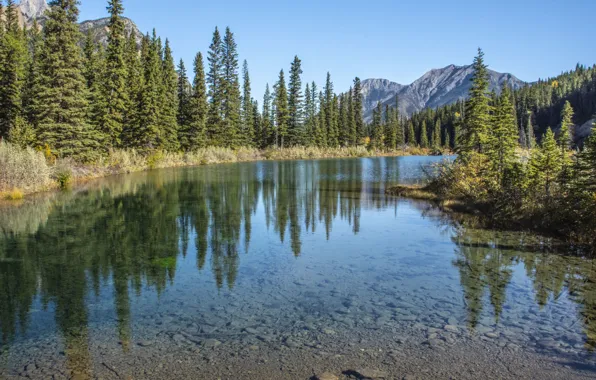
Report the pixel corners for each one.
[0,142,434,200]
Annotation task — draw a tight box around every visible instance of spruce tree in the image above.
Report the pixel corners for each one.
[37,0,102,159]
[177,59,192,149]
[420,120,429,148]
[339,93,349,146]
[526,112,536,149]
[241,60,254,146]
[0,0,26,140]
[121,31,142,147]
[304,82,313,146]
[324,73,337,146]
[260,84,272,148]
[22,19,43,130]
[347,87,356,146]
[459,48,491,156]
[207,27,224,145]
[317,91,327,147]
[287,55,303,146]
[407,121,416,146]
[274,70,289,148]
[432,119,441,150]
[353,77,364,143]
[159,39,179,151]
[528,128,561,198]
[487,85,518,185]
[251,100,260,148]
[187,52,208,150]
[394,97,404,147]
[371,101,383,149]
[102,0,128,148]
[558,100,574,186]
[221,27,241,147]
[135,32,161,150]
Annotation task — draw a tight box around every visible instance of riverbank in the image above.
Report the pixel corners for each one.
[0,142,433,201]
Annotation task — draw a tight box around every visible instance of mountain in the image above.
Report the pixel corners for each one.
[17,0,143,45]
[361,64,526,121]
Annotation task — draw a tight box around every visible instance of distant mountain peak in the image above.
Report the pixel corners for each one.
[17,0,143,46]
[360,65,525,120]
[17,0,49,25]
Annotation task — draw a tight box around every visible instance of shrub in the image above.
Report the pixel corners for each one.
[0,141,52,193]
[52,164,73,190]
[3,188,24,201]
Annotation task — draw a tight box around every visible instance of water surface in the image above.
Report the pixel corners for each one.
[1,156,595,378]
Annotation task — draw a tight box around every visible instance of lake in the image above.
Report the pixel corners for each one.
[1,156,595,379]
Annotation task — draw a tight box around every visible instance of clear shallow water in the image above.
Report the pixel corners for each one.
[1,156,596,378]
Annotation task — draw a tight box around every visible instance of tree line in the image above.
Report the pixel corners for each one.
[407,61,596,151]
[0,0,385,161]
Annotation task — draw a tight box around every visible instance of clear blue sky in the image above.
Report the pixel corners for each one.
[79,0,596,101]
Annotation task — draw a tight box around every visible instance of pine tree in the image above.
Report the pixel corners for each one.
[287,55,303,146]
[528,128,562,199]
[177,59,192,149]
[432,119,441,150]
[459,48,492,156]
[135,32,161,150]
[395,97,404,147]
[274,70,289,148]
[420,120,429,148]
[101,0,128,148]
[260,84,272,148]
[487,85,519,185]
[526,112,536,149]
[251,100,260,148]
[121,31,142,147]
[187,52,208,150]
[0,0,27,140]
[339,93,349,146]
[407,121,416,146]
[347,87,356,146]
[324,72,337,146]
[316,91,327,147]
[159,39,179,151]
[22,19,43,130]
[37,0,102,159]
[558,100,575,186]
[371,101,383,149]
[241,60,254,146]
[207,27,224,145]
[221,27,241,147]
[303,82,313,146]
[559,100,574,152]
[353,77,364,143]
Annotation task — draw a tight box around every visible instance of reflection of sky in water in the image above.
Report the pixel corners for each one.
[0,156,595,375]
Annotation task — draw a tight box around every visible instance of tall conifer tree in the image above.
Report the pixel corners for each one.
[159,39,179,151]
[241,60,254,146]
[459,48,491,156]
[102,0,128,148]
[274,70,289,148]
[37,0,102,159]
[187,52,208,149]
[288,55,303,146]
[221,27,241,147]
[353,77,364,143]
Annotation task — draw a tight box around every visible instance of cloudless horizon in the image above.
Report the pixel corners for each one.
[78,0,596,100]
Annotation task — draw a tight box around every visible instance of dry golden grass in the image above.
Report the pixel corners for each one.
[1,142,434,198]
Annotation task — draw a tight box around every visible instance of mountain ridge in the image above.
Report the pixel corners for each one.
[17,0,143,45]
[361,64,526,121]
